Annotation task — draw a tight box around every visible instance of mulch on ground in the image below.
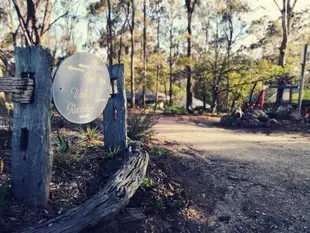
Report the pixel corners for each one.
[0,114,203,233]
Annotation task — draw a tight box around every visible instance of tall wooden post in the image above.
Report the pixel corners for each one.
[104,64,127,151]
[12,46,52,207]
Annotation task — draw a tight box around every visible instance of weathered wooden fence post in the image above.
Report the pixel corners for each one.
[104,64,127,151]
[12,46,52,206]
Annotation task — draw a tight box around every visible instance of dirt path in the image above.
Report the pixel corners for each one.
[154,116,310,233]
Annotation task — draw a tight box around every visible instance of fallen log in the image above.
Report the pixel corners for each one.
[84,207,145,233]
[17,142,149,233]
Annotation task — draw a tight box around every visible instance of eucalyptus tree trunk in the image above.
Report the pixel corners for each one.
[169,23,173,105]
[130,0,135,108]
[142,0,147,107]
[186,10,193,113]
[226,16,233,111]
[185,0,198,113]
[154,15,160,110]
[107,0,113,66]
[275,0,297,105]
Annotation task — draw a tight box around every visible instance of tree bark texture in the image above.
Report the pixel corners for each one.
[103,64,127,151]
[17,142,149,233]
[185,0,197,113]
[88,208,145,233]
[0,76,34,103]
[104,64,127,151]
[130,0,135,108]
[12,46,52,207]
[107,0,113,66]
[275,0,297,105]
[169,25,173,105]
[143,0,147,107]
[186,11,193,113]
[226,15,233,110]
[154,15,160,110]
[211,92,218,114]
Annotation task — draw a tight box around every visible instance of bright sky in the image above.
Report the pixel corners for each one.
[244,0,310,22]
[72,0,310,56]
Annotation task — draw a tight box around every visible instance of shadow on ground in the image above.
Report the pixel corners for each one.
[123,145,310,233]
[185,116,310,137]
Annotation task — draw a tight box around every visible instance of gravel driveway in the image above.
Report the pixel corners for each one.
[155,117,310,233]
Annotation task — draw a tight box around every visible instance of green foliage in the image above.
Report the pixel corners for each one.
[53,132,78,166]
[141,177,156,192]
[78,126,101,141]
[164,105,187,115]
[127,111,159,142]
[77,126,103,148]
[104,145,120,156]
[150,146,174,157]
[57,131,69,153]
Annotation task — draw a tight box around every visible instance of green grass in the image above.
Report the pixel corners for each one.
[164,105,188,115]
[291,90,310,103]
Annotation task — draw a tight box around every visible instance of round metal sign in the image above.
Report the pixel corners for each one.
[53,52,110,124]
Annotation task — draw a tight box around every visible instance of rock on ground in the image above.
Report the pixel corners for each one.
[288,110,304,123]
[220,115,235,126]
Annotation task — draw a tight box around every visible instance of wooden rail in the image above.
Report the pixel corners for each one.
[0,75,34,103]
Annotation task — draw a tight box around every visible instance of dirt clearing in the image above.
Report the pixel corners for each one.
[154,116,310,233]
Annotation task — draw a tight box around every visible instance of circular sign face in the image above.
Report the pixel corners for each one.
[53,52,110,124]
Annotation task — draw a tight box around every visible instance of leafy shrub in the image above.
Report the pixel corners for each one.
[127,111,159,142]
[52,131,79,166]
[78,126,103,147]
[57,131,69,153]
[141,177,156,192]
[78,126,101,141]
[164,105,188,115]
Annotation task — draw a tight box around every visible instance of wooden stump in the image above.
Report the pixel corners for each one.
[104,64,127,151]
[17,142,149,233]
[12,46,52,207]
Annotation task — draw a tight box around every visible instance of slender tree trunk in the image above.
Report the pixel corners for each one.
[202,84,206,111]
[154,16,160,110]
[155,66,159,110]
[226,20,233,111]
[276,1,288,105]
[169,26,173,105]
[118,12,129,64]
[249,82,258,103]
[211,91,218,114]
[118,33,123,64]
[107,0,113,66]
[231,92,241,110]
[163,78,168,105]
[130,0,135,108]
[143,0,147,107]
[186,10,193,113]
[275,0,296,105]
